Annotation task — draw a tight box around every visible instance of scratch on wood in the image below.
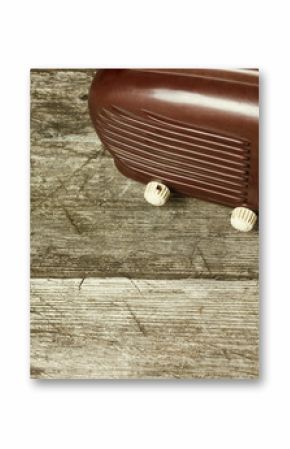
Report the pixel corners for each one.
[79,173,94,193]
[127,277,143,296]
[197,244,212,276]
[70,157,94,178]
[125,301,147,336]
[62,207,81,234]
[33,156,97,207]
[189,240,201,268]
[78,277,86,290]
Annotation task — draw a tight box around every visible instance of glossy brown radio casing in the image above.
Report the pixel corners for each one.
[89,69,259,211]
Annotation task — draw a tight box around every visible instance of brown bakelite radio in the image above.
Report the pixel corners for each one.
[89,69,259,231]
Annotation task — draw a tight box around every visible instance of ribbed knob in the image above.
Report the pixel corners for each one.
[230,207,257,232]
[144,181,170,206]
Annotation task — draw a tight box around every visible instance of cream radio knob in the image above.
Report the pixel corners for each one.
[144,181,170,206]
[230,207,257,232]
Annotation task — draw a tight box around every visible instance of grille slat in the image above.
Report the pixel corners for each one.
[114,105,247,146]
[95,106,250,204]
[100,107,249,154]
[102,127,248,168]
[109,144,247,190]
[112,149,247,196]
[97,113,248,163]
[101,132,248,177]
[104,136,248,183]
[117,161,244,202]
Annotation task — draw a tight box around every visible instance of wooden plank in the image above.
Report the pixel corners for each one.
[31,152,259,279]
[30,278,259,379]
[30,69,258,279]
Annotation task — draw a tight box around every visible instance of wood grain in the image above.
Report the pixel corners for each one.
[31,144,259,280]
[30,70,259,379]
[30,278,259,379]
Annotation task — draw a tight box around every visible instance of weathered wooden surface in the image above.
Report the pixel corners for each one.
[31,278,259,379]
[30,70,258,279]
[30,70,259,378]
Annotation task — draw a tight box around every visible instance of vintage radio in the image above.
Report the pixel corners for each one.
[89,69,259,231]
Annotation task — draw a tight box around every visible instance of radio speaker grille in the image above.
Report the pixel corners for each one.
[95,106,250,204]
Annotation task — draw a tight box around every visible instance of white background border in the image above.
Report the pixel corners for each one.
[0,1,289,447]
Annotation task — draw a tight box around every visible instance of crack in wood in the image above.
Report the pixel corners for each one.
[62,207,82,234]
[197,244,212,276]
[127,277,143,297]
[78,277,86,290]
[125,301,147,336]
